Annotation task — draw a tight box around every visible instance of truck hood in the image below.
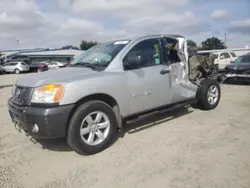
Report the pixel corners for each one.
[226,63,250,71]
[16,67,98,87]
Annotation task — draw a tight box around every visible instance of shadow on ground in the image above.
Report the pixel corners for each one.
[222,79,250,86]
[35,106,193,153]
[37,138,72,152]
[120,106,193,136]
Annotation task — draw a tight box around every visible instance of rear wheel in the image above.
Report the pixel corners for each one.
[67,100,118,155]
[14,69,20,74]
[197,78,221,110]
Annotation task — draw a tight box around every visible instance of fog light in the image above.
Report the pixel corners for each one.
[32,124,39,133]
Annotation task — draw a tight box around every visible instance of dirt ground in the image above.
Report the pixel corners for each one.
[0,74,250,188]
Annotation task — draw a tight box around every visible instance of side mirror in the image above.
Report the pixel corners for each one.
[124,52,144,69]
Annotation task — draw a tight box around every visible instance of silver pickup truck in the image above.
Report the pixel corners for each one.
[8,34,221,155]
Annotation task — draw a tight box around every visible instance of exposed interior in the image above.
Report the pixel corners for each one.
[163,36,218,86]
[161,37,182,63]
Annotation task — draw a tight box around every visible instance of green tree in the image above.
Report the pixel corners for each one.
[61,45,80,50]
[187,40,197,47]
[80,40,99,50]
[200,37,227,50]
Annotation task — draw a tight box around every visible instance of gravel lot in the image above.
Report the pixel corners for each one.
[0,73,250,188]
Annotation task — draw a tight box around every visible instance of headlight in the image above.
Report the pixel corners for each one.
[31,84,65,103]
[10,85,16,97]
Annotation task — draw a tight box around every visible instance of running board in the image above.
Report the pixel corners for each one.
[124,98,197,122]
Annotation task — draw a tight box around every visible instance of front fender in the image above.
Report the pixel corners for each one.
[59,72,128,116]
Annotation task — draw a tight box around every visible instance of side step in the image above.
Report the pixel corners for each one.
[124,98,197,122]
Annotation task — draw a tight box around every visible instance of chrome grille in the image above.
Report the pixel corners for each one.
[12,86,32,106]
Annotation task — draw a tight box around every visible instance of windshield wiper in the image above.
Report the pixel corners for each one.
[69,62,96,69]
[69,62,106,70]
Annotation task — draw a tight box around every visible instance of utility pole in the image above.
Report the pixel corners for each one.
[16,37,19,51]
[224,33,227,46]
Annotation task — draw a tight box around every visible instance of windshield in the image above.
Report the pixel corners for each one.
[230,52,236,57]
[234,55,250,63]
[70,40,130,68]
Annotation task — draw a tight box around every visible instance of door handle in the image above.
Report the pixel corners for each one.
[160,69,170,75]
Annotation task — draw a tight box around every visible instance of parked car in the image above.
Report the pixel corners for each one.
[224,53,250,82]
[38,63,49,72]
[29,62,42,72]
[47,61,67,69]
[39,60,67,70]
[29,62,49,72]
[8,34,221,155]
[212,51,238,71]
[56,61,68,67]
[3,61,30,74]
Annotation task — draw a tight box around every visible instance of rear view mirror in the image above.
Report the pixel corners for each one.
[220,55,225,59]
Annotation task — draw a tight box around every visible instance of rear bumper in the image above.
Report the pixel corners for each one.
[8,98,74,139]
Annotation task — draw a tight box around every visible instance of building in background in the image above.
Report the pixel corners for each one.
[0,48,84,64]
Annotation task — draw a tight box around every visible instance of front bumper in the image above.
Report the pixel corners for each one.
[8,98,74,139]
[225,73,250,78]
[224,73,250,82]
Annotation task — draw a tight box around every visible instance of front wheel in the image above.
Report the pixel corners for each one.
[67,101,118,155]
[196,79,221,110]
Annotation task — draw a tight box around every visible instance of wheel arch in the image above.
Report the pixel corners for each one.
[14,68,21,73]
[66,93,123,135]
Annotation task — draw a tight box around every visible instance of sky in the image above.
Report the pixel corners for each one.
[0,0,249,50]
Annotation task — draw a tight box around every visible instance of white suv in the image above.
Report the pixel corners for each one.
[212,52,238,71]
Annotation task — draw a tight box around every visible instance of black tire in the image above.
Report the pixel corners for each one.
[196,78,221,110]
[67,100,118,155]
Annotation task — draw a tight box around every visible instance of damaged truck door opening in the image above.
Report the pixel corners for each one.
[161,35,219,86]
